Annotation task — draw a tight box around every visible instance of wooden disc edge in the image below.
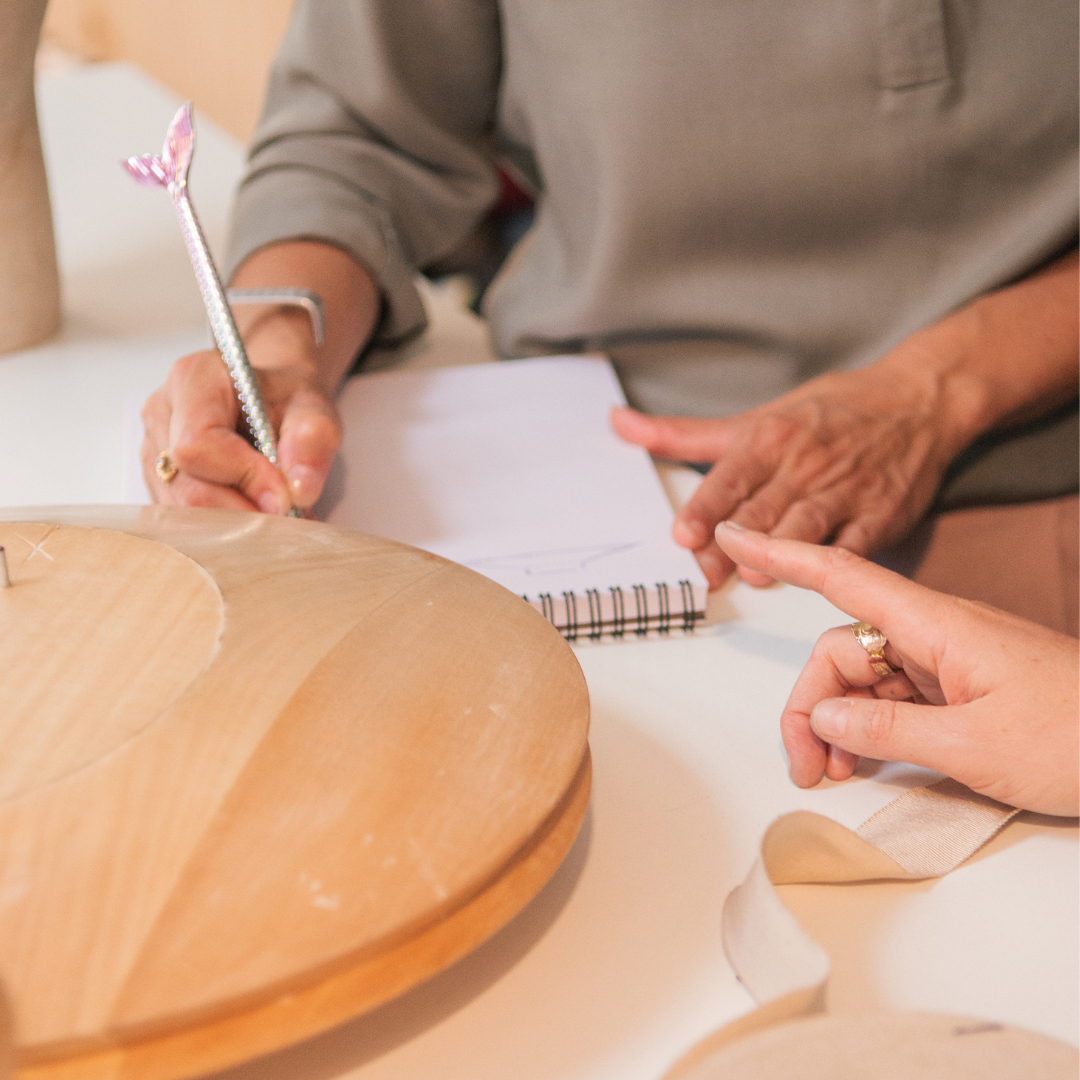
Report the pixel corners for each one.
[18,749,593,1080]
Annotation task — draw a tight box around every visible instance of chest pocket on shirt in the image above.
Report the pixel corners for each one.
[876,0,950,89]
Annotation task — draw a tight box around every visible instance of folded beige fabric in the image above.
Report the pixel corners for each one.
[664,779,1078,1079]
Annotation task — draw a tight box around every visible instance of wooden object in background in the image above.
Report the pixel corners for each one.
[0,506,590,1079]
[41,0,294,141]
[0,0,61,355]
[0,986,11,1080]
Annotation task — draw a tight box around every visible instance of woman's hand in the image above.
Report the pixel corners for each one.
[614,251,1079,590]
[715,521,1079,817]
[140,240,379,514]
[140,348,341,513]
[612,358,964,588]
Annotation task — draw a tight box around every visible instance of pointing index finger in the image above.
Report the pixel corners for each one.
[714,522,948,642]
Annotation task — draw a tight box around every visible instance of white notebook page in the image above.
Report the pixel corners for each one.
[318,356,708,637]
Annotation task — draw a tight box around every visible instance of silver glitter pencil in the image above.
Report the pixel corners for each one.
[124,102,299,516]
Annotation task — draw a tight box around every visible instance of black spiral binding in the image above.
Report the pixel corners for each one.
[655,581,671,634]
[585,588,603,641]
[528,581,699,640]
[679,579,697,632]
[632,583,649,637]
[609,585,626,639]
[539,592,555,626]
[562,590,579,642]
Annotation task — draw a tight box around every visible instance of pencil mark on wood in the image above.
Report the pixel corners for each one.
[14,524,59,563]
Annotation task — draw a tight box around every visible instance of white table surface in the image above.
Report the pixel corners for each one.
[3,63,1076,1079]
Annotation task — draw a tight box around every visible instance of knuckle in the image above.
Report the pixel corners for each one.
[811,626,847,661]
[170,351,204,382]
[238,463,264,496]
[847,516,891,555]
[641,417,689,454]
[838,526,872,555]
[140,391,167,425]
[706,470,751,504]
[734,502,776,531]
[791,499,832,538]
[756,415,797,446]
[654,417,686,441]
[287,410,341,455]
[169,436,203,472]
[179,484,220,510]
[799,445,837,478]
[823,544,862,571]
[813,544,868,601]
[861,698,898,747]
[170,349,230,393]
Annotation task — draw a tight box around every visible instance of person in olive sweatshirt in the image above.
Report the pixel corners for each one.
[141,0,1078,598]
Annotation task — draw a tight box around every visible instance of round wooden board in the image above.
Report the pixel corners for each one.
[0,507,591,1078]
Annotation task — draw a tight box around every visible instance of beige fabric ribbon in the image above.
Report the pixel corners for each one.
[664,779,1078,1079]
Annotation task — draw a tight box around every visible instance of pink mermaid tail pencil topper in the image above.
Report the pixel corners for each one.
[124,99,195,196]
[124,102,300,515]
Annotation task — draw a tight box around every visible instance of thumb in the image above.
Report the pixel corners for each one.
[277,389,341,509]
[610,406,736,462]
[810,696,963,777]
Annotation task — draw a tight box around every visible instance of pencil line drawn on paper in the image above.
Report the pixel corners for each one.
[466,543,639,576]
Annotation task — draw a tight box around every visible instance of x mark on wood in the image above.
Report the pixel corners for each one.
[13,525,59,563]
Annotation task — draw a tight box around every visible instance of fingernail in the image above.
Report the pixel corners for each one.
[810,699,852,739]
[258,491,286,516]
[287,465,321,508]
[673,519,706,547]
[717,519,746,532]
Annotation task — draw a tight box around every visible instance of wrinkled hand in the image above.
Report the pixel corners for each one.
[612,362,963,589]
[715,522,1079,816]
[141,349,340,514]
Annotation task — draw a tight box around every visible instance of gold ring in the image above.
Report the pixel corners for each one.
[155,450,179,484]
[850,621,900,677]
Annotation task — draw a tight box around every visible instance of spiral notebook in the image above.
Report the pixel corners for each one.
[316,356,709,640]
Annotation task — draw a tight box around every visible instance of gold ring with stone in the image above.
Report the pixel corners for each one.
[155,450,179,484]
[850,621,901,677]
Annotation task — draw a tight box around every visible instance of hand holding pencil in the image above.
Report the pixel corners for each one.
[127,105,379,515]
[125,103,306,514]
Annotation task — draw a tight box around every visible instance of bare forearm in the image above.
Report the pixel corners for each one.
[617,249,1079,588]
[878,249,1079,459]
[230,240,381,394]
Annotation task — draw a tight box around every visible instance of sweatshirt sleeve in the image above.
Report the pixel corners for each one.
[225,0,503,345]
